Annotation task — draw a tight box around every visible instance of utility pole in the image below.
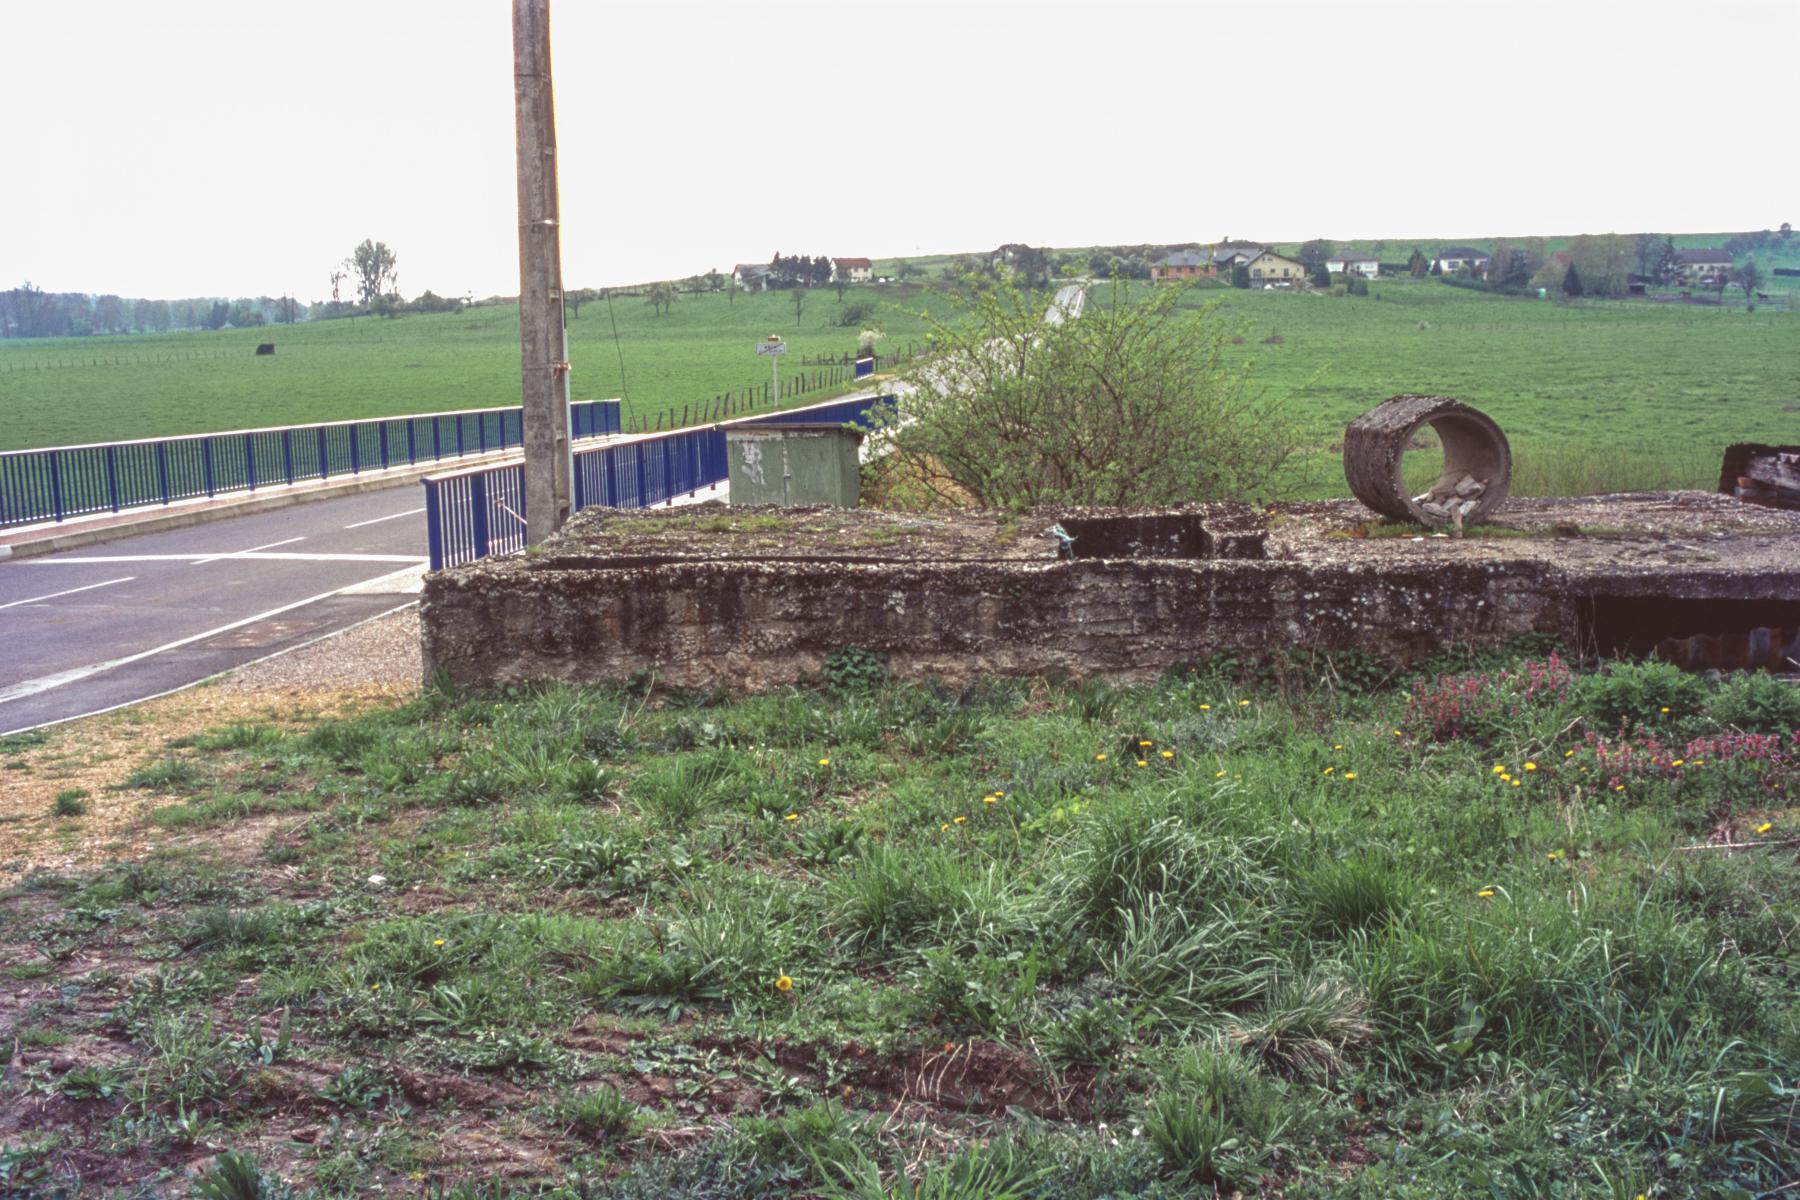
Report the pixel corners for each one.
[513,0,572,544]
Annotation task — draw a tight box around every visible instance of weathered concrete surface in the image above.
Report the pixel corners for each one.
[420,492,1800,689]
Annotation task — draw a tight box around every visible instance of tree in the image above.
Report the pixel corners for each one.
[1311,262,1332,288]
[1562,262,1584,297]
[1231,264,1251,289]
[1408,249,1429,277]
[833,274,851,301]
[1734,260,1763,302]
[872,276,1292,509]
[705,268,724,293]
[897,259,924,280]
[1429,257,1442,276]
[1297,239,1335,269]
[645,281,676,316]
[791,286,807,326]
[726,273,740,305]
[1646,236,1680,284]
[346,239,399,307]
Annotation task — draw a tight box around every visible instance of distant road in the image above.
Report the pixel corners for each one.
[0,485,429,735]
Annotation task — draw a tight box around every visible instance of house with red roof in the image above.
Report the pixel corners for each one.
[832,257,872,284]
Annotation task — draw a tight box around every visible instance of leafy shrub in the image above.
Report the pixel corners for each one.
[822,646,889,692]
[1575,659,1707,732]
[1708,671,1800,735]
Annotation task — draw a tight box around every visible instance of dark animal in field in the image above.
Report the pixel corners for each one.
[255,343,275,356]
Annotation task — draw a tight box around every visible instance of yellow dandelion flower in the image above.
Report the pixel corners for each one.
[983,795,998,804]
[1161,750,1174,760]
[433,939,446,947]
[1334,744,1344,751]
[1547,850,1562,860]
[1393,728,1403,737]
[941,823,950,831]
[1492,764,1506,774]
[1136,759,1147,768]
[371,983,381,992]
[1659,706,1670,714]
[1199,704,1212,711]
[1614,784,1625,791]
[784,812,799,821]
[1755,821,1773,834]
[818,758,831,767]
[953,815,967,825]
[1524,762,1537,771]
[1565,749,1576,758]
[1215,769,1227,778]
[775,975,793,992]
[1323,766,1334,775]
[1095,753,1107,762]
[1691,759,1705,766]
[993,791,1004,797]
[1511,779,1521,787]
[1344,772,1357,780]
[1500,773,1511,781]
[1139,739,1153,747]
[1478,888,1495,898]
[1238,699,1251,707]
[1671,759,1684,767]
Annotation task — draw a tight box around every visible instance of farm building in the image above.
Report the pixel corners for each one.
[832,257,872,284]
[1211,245,1264,269]
[732,264,772,292]
[1325,253,1380,278]
[1434,247,1492,275]
[1675,248,1733,285]
[1150,250,1214,281]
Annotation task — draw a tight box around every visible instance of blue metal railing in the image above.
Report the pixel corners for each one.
[0,399,621,529]
[423,393,895,570]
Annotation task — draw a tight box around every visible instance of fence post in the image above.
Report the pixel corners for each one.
[317,427,330,479]
[407,420,417,465]
[378,422,390,470]
[604,445,619,507]
[433,419,443,460]
[662,435,674,504]
[424,479,444,571]
[478,412,488,453]
[282,429,294,484]
[105,445,120,512]
[456,413,466,456]
[245,433,257,490]
[202,438,215,497]
[49,452,65,521]
[573,448,586,510]
[155,441,170,505]
[471,471,490,560]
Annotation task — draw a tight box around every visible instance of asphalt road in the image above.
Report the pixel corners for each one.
[0,484,431,735]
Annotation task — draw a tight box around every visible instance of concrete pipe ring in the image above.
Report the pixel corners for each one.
[1343,394,1512,525]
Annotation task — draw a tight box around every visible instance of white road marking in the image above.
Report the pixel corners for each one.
[0,576,135,611]
[0,565,427,708]
[192,535,305,565]
[0,600,419,737]
[344,507,425,529]
[29,553,427,564]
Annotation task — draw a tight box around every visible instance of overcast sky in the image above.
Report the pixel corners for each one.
[3,0,1793,301]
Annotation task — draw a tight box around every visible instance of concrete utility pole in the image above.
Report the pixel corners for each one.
[513,0,572,544]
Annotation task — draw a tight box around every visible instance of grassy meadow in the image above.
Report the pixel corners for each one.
[3,650,1797,1195]
[0,276,1794,499]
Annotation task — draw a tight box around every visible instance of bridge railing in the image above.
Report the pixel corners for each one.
[0,399,621,529]
[423,393,895,571]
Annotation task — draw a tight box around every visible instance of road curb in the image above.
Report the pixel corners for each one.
[0,453,520,561]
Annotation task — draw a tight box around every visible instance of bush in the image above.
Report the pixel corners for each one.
[1708,672,1800,734]
[1576,660,1708,732]
[880,275,1292,508]
[1401,652,1573,744]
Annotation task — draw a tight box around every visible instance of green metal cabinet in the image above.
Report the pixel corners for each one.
[726,424,863,507]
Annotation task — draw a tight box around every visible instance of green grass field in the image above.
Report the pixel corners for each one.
[3,651,1796,1195]
[1,277,1793,499]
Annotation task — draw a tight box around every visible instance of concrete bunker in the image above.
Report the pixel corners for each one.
[1344,395,1512,526]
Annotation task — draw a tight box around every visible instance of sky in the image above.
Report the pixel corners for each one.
[3,0,1794,301]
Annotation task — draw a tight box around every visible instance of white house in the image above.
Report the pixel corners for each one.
[832,257,873,284]
[1674,248,1733,285]
[1434,247,1491,275]
[1325,253,1379,278]
[732,264,772,292]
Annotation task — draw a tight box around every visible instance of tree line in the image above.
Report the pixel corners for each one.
[0,284,308,338]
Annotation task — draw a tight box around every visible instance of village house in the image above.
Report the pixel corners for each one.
[1434,247,1492,276]
[1325,252,1380,278]
[832,257,872,284]
[732,263,772,292]
[1150,250,1214,282]
[1674,248,1733,285]
[1243,249,1308,286]
[1211,245,1263,270]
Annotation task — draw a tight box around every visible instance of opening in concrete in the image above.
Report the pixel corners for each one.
[1581,595,1800,672]
[1058,514,1211,559]
[1344,395,1512,526]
